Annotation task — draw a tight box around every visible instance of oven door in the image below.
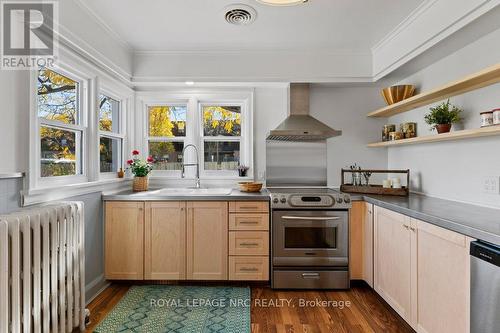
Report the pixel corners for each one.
[273,210,348,267]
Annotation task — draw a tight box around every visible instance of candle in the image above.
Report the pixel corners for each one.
[392,177,402,189]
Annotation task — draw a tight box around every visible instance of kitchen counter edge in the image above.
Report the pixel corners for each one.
[354,194,500,245]
[102,188,271,201]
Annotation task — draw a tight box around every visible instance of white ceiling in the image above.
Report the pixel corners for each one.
[78,0,425,53]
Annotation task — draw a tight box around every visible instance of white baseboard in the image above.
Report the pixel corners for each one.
[85,274,110,305]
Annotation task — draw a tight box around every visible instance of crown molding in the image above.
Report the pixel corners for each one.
[73,0,133,52]
[372,0,500,80]
[56,24,133,84]
[133,49,371,56]
[131,76,374,87]
[371,0,439,53]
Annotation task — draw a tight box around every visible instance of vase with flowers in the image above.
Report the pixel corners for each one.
[237,165,250,177]
[127,150,154,192]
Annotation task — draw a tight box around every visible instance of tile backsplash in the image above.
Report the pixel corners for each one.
[0,178,23,214]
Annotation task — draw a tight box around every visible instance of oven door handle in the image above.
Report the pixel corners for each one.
[281,216,341,221]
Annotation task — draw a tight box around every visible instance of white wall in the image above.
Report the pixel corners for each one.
[132,51,372,83]
[309,86,388,187]
[0,71,29,173]
[387,27,500,208]
[253,86,289,181]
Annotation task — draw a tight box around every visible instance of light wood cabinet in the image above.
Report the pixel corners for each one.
[105,202,145,280]
[373,205,472,333]
[144,202,186,280]
[228,203,270,281]
[363,203,374,287]
[229,213,269,231]
[229,201,269,213]
[229,256,269,281]
[374,206,414,325]
[229,231,269,256]
[186,202,228,280]
[349,201,374,286]
[105,199,269,282]
[414,219,471,333]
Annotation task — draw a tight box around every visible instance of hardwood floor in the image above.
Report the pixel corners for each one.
[86,282,414,333]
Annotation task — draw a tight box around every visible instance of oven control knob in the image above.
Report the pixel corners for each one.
[344,196,351,203]
[280,197,287,204]
[273,197,279,204]
[336,197,343,204]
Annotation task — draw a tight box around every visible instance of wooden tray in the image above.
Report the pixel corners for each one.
[340,169,410,196]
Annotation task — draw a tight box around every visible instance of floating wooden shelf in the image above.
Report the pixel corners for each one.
[367,126,500,148]
[368,63,500,118]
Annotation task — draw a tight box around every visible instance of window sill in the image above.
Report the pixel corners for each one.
[23,178,131,206]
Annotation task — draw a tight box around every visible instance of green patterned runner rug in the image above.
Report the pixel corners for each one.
[94,285,251,333]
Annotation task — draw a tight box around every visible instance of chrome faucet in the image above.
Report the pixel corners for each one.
[181,144,201,188]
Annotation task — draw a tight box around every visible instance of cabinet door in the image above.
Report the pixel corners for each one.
[363,203,374,287]
[105,202,144,280]
[187,202,228,280]
[414,219,471,333]
[349,201,365,280]
[145,202,186,280]
[349,202,374,286]
[374,206,413,324]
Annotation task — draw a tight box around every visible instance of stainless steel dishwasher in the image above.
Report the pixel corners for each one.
[470,241,500,333]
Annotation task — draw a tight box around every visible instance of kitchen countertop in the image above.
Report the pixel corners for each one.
[102,188,271,201]
[357,194,500,245]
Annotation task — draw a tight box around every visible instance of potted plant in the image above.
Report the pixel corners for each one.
[424,99,462,134]
[127,150,154,192]
[238,165,250,177]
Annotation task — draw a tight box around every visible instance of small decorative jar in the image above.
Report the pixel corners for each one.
[400,122,417,138]
[389,131,404,141]
[382,124,396,141]
[493,108,500,125]
[480,111,494,127]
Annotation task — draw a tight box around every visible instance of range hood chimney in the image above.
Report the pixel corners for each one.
[266,83,342,142]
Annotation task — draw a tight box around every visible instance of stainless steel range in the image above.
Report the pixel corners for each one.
[269,188,351,289]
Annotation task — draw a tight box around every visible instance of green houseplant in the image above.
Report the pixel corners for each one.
[424,99,462,134]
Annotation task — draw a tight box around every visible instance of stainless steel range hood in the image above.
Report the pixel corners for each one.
[267,83,342,142]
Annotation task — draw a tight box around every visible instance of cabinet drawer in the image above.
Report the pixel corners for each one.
[229,201,269,213]
[229,256,269,281]
[229,214,269,231]
[229,231,269,256]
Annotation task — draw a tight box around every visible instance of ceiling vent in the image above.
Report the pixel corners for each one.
[224,4,257,25]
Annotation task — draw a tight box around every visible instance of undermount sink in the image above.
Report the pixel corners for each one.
[136,187,233,196]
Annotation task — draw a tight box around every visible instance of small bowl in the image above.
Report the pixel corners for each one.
[381,85,416,105]
[238,182,263,193]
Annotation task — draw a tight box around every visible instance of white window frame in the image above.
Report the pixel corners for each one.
[198,101,247,178]
[138,90,253,180]
[98,89,125,179]
[144,100,189,177]
[32,65,89,189]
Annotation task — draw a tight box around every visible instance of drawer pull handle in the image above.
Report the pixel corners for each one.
[282,216,340,221]
[240,242,259,247]
[301,273,320,279]
[241,206,259,210]
[240,267,258,272]
[240,221,259,224]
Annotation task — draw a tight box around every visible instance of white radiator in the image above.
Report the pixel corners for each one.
[0,202,85,333]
